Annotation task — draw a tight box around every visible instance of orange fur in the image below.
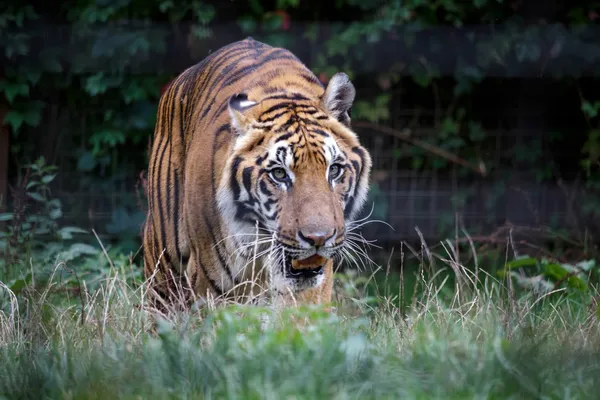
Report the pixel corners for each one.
[143,38,371,309]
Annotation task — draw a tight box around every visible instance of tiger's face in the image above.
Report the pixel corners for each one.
[218,73,371,292]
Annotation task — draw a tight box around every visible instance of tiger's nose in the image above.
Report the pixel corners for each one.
[298,229,336,248]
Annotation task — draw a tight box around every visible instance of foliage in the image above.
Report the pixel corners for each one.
[1,253,600,399]
[1,1,600,249]
[0,158,112,295]
[499,255,598,295]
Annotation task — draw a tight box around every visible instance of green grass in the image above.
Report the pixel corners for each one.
[1,255,600,399]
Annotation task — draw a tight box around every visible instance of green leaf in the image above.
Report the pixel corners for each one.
[581,101,600,119]
[0,213,13,221]
[248,0,264,15]
[10,273,33,293]
[84,73,122,96]
[567,276,587,291]
[159,0,174,12]
[49,208,62,220]
[27,192,45,202]
[544,263,568,280]
[238,15,257,33]
[2,110,25,133]
[58,226,88,240]
[90,130,126,155]
[474,0,488,9]
[576,259,596,271]
[468,121,486,141]
[411,157,423,170]
[440,117,458,138]
[43,58,62,73]
[33,227,51,235]
[412,73,431,88]
[24,68,41,85]
[2,82,29,103]
[505,257,538,269]
[77,152,97,172]
[26,180,39,189]
[56,243,99,262]
[41,173,56,184]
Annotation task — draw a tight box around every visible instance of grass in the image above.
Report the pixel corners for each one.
[1,244,600,399]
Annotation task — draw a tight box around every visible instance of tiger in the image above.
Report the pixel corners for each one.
[143,37,372,309]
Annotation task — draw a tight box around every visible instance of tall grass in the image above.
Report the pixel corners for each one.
[1,238,600,399]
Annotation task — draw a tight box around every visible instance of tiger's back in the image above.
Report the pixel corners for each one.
[144,37,371,306]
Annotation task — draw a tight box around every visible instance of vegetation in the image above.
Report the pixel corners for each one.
[1,240,600,399]
[1,0,599,246]
[1,165,600,398]
[1,1,600,398]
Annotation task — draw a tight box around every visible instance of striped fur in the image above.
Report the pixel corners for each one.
[143,37,372,307]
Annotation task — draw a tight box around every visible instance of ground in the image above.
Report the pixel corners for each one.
[1,249,599,399]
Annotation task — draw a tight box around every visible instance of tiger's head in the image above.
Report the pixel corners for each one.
[217,72,372,292]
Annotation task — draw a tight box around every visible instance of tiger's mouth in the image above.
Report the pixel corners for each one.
[283,254,326,279]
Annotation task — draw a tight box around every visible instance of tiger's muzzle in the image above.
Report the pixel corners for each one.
[278,228,345,280]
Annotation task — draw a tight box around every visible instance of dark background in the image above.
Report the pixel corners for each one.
[1,0,599,267]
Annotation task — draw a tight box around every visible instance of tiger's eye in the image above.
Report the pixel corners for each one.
[329,164,343,179]
[271,167,287,182]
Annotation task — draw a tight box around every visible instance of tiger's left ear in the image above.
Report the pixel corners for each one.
[228,93,258,134]
[321,72,356,126]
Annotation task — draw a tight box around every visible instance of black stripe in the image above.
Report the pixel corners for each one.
[178,86,186,153]
[259,103,291,120]
[166,148,172,217]
[260,49,300,64]
[211,124,230,198]
[260,93,310,102]
[263,197,276,212]
[344,195,356,219]
[300,119,322,126]
[230,156,243,200]
[242,166,254,194]
[275,132,294,142]
[166,107,173,218]
[262,86,280,94]
[214,50,301,111]
[351,160,360,175]
[221,49,297,91]
[346,147,366,218]
[261,111,290,123]
[173,168,183,265]
[151,94,171,247]
[197,253,223,296]
[203,214,235,285]
[294,105,318,113]
[222,63,258,87]
[300,72,323,87]
[351,146,365,158]
[200,49,252,120]
[312,128,330,137]
[188,46,253,120]
[215,123,230,137]
[259,180,273,197]
[155,136,171,265]
[268,209,278,221]
[276,147,287,164]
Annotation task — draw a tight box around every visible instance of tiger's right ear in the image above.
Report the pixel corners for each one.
[228,93,258,134]
[321,72,356,127]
